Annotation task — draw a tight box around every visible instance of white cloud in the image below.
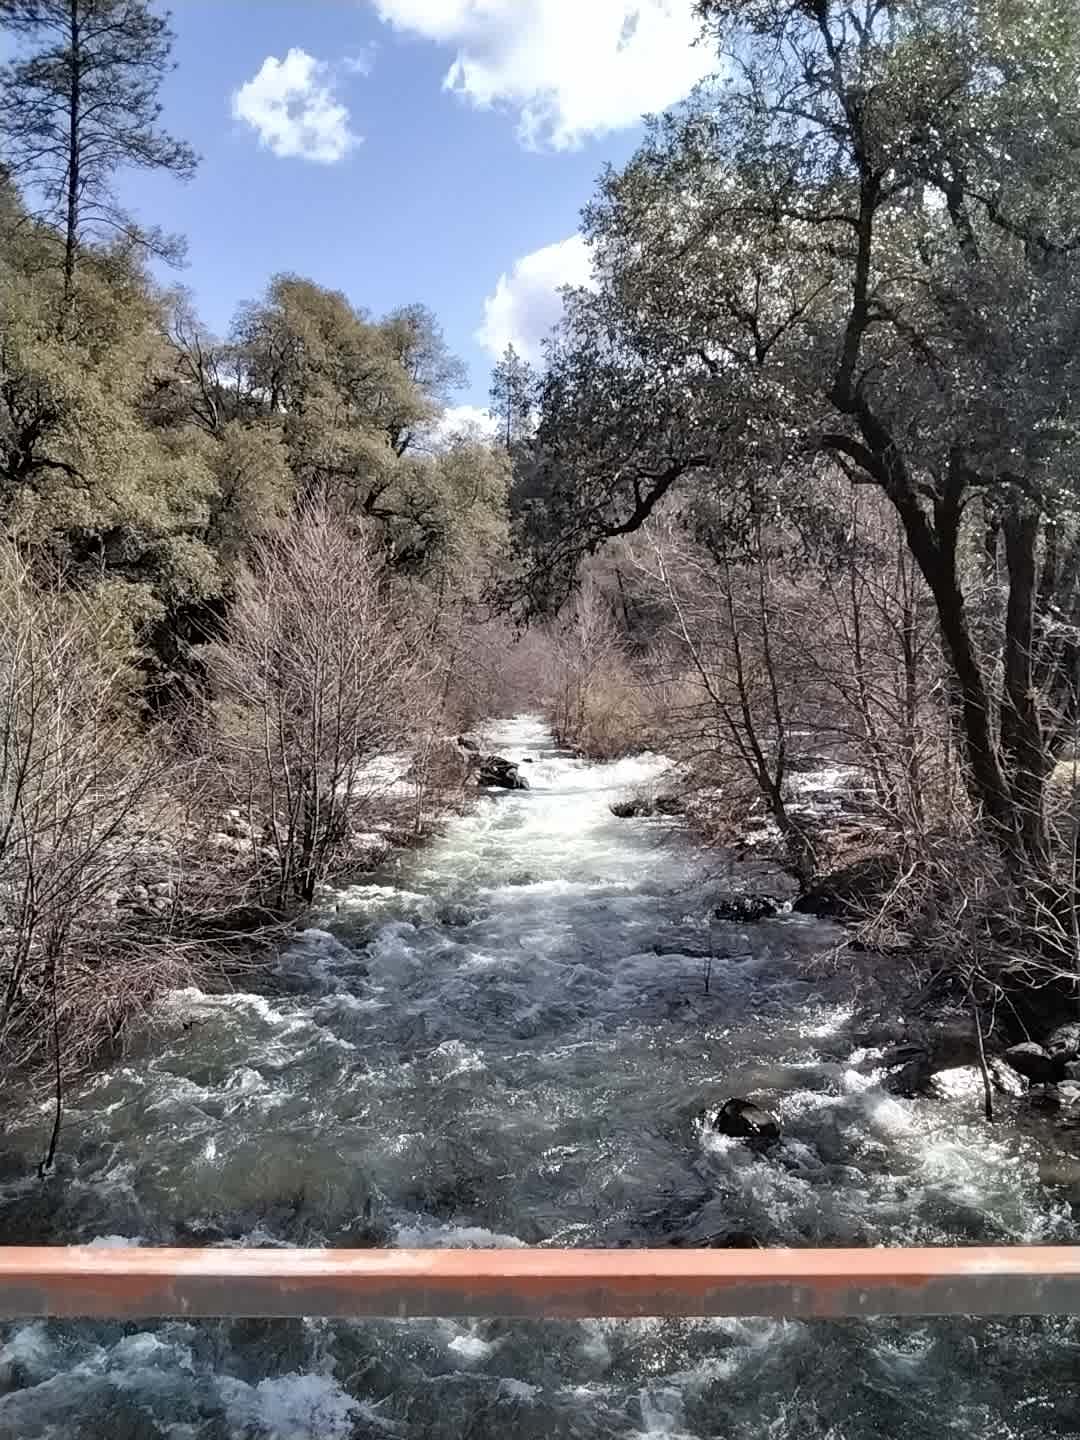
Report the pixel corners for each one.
[418,405,501,451]
[233,49,360,164]
[477,233,593,362]
[372,0,712,149]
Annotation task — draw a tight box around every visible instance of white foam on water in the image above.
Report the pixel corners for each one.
[393,1220,526,1249]
[446,1330,501,1363]
[218,1372,362,1440]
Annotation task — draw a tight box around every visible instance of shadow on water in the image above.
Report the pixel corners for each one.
[0,718,1078,1437]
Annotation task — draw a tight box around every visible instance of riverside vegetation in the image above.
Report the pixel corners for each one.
[1,0,1080,1167]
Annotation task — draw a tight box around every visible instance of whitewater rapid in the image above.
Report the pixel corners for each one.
[0,717,1076,1438]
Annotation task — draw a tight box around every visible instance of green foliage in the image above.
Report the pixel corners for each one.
[226,274,507,579]
[524,0,1080,859]
[0,205,220,624]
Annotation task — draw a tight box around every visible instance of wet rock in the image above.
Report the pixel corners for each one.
[1064,1060,1080,1081]
[1005,1042,1057,1084]
[881,1044,932,1096]
[456,734,483,753]
[713,896,781,923]
[925,1018,981,1070]
[1047,1021,1080,1063]
[989,1059,1027,1096]
[852,1016,908,1048]
[707,1097,781,1143]
[477,755,529,790]
[1058,1080,1080,1107]
[610,797,653,818]
[654,794,685,816]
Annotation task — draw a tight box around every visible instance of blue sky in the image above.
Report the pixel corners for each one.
[111,1,714,418]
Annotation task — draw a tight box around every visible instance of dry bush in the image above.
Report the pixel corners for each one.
[209,507,426,906]
[546,579,647,757]
[0,547,198,1166]
[617,491,960,884]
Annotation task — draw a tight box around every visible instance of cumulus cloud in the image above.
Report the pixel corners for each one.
[372,0,713,149]
[233,49,360,163]
[477,234,593,362]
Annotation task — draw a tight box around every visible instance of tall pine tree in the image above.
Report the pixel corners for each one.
[489,342,534,453]
[0,0,197,307]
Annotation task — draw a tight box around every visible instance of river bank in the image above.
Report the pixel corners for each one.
[0,717,1077,1439]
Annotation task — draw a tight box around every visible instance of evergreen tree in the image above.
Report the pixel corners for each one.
[0,0,197,307]
[489,343,534,453]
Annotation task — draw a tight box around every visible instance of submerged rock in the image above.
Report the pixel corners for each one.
[707,1097,781,1143]
[610,797,654,818]
[1005,1042,1058,1084]
[713,896,781,923]
[1038,1157,1080,1201]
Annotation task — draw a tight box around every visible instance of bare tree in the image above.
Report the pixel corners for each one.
[0,547,169,1168]
[547,577,641,758]
[209,507,423,907]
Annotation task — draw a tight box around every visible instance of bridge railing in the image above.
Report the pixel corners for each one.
[0,1246,1077,1320]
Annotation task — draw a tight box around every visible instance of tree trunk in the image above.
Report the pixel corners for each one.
[886,476,1014,841]
[1001,504,1049,864]
[63,0,82,316]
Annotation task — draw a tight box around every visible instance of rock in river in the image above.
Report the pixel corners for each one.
[1047,1022,1080,1063]
[476,754,530,790]
[707,1097,781,1143]
[1005,1042,1058,1085]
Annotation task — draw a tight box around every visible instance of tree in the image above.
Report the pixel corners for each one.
[527,0,1080,871]
[209,508,422,907]
[0,199,220,634]
[382,303,467,446]
[0,0,197,308]
[489,343,534,453]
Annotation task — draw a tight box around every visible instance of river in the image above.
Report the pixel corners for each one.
[0,716,1077,1439]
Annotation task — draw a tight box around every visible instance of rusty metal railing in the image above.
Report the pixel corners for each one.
[0,1246,1077,1320]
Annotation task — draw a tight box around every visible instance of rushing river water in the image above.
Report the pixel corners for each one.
[0,717,1078,1439]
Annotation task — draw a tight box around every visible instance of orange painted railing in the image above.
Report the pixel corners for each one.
[0,1246,1077,1319]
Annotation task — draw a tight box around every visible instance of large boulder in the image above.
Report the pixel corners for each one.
[707,1098,781,1143]
[1047,1022,1080,1063]
[1005,1042,1058,1085]
[881,1044,933,1096]
[476,755,530,791]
